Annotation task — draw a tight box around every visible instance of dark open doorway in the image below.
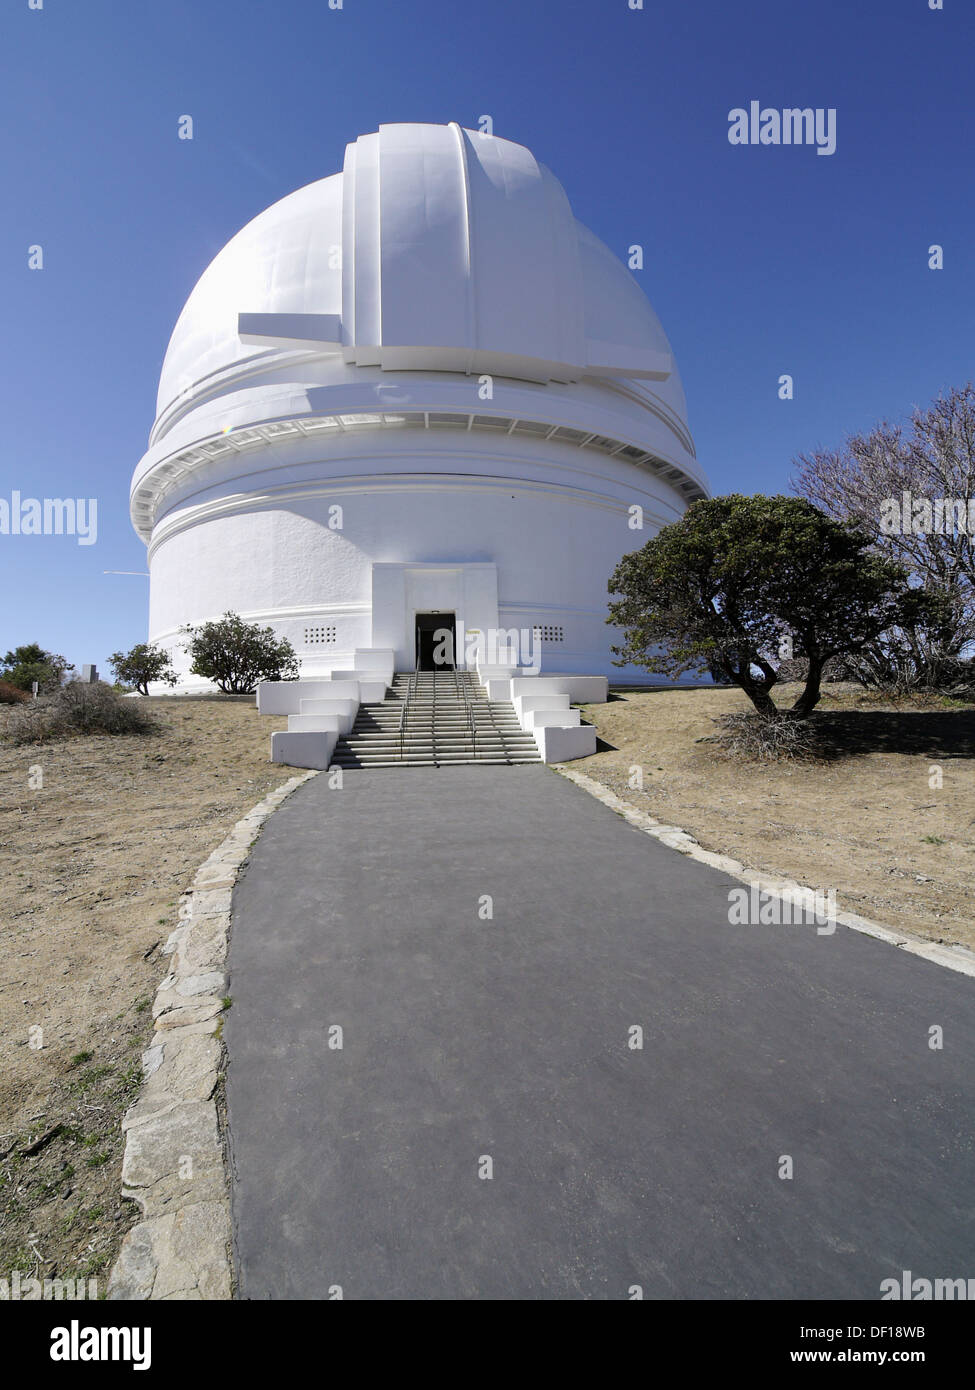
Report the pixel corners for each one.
[415,613,456,671]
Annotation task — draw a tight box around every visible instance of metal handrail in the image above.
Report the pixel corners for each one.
[400,669,418,760]
[462,673,477,758]
[486,683,511,764]
[458,672,478,761]
[431,665,437,766]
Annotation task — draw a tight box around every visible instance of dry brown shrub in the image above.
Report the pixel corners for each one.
[4,681,156,745]
[711,711,820,762]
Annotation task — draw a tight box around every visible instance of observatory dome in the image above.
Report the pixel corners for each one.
[130,123,708,685]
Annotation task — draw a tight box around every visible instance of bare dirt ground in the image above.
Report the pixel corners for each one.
[0,697,288,1291]
[578,681,975,952]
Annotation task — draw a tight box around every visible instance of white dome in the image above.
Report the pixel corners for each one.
[131,124,707,689]
[152,123,688,444]
[154,172,345,431]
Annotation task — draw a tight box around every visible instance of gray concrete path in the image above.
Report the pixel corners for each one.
[225,766,974,1300]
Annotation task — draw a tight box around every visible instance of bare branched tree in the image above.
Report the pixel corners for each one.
[793,384,975,691]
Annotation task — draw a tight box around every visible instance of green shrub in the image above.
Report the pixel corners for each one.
[1,643,74,692]
[108,643,177,695]
[181,611,298,693]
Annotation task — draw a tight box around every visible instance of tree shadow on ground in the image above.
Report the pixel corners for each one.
[808,708,975,759]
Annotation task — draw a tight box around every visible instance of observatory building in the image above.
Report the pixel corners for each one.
[130,122,708,695]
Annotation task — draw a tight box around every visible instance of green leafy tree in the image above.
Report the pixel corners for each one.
[108,643,177,695]
[1,643,74,692]
[607,494,927,719]
[181,612,299,694]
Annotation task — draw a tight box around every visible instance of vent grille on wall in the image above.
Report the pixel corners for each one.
[304,625,337,645]
[533,625,565,643]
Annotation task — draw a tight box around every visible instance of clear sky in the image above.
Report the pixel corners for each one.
[2,0,973,675]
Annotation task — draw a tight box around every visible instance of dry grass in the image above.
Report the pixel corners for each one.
[578,681,975,951]
[0,696,288,1288]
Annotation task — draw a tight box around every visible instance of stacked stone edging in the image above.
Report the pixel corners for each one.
[106,770,318,1300]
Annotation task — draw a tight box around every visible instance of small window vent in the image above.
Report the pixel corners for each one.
[533,625,564,643]
[304,625,337,645]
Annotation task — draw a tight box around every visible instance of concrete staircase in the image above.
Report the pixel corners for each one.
[332,671,541,768]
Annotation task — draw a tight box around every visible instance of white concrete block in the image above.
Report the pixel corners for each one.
[525,708,581,730]
[287,714,345,733]
[298,697,357,715]
[328,672,387,701]
[475,664,519,684]
[509,674,608,704]
[513,693,570,718]
[484,678,514,702]
[356,678,387,703]
[258,679,347,714]
[258,679,364,714]
[298,697,357,733]
[270,730,338,770]
[533,723,597,763]
[309,680,363,700]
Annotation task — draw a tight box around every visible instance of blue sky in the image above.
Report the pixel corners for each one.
[2,0,973,674]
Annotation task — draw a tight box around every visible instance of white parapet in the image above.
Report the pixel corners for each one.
[533,723,597,763]
[483,677,515,702]
[509,674,609,703]
[524,708,581,730]
[271,730,338,770]
[325,672,388,701]
[513,692,571,719]
[258,678,366,715]
[474,663,519,686]
[298,697,358,733]
[287,713,346,733]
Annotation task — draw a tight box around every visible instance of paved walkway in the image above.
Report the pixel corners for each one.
[225,767,974,1300]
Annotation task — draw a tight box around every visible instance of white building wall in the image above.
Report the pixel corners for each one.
[147,467,682,680]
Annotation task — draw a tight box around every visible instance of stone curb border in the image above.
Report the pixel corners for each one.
[555,766,975,981]
[106,770,319,1300]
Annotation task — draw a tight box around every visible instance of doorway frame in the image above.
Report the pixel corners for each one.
[414,611,457,671]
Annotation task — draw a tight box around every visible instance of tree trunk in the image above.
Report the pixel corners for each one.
[791,657,823,718]
[741,683,780,719]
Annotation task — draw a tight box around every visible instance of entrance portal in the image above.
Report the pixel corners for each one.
[415,613,456,671]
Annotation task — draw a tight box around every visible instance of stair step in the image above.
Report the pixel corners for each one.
[332,671,539,767]
[333,764,541,770]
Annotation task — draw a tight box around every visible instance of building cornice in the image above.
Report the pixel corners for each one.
[133,408,708,543]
